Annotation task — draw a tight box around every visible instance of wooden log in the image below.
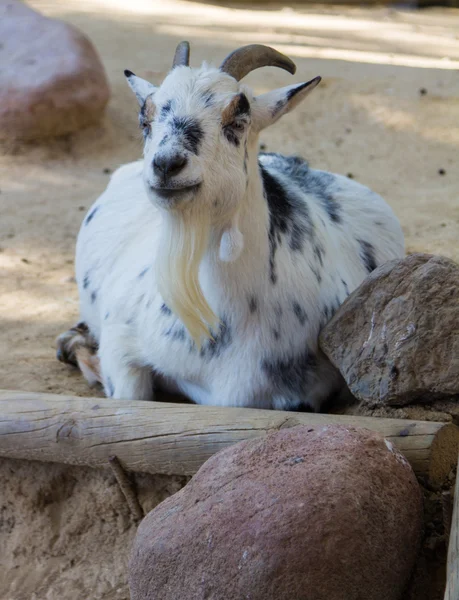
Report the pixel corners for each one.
[445,454,459,600]
[0,390,458,485]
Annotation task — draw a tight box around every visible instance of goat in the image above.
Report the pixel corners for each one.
[57,42,405,411]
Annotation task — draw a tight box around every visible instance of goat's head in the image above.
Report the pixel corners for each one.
[124,42,321,343]
[125,42,320,215]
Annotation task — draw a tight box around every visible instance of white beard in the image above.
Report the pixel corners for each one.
[156,203,219,346]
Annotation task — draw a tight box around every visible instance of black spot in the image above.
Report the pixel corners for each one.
[313,243,325,267]
[273,329,280,341]
[90,290,97,303]
[85,206,99,225]
[272,99,285,117]
[322,299,340,328]
[259,163,314,281]
[172,116,204,155]
[234,93,250,117]
[159,100,173,121]
[312,266,322,284]
[358,239,377,273]
[223,127,240,148]
[83,273,90,289]
[341,279,349,295]
[438,168,446,176]
[248,296,258,314]
[200,319,232,360]
[306,173,341,224]
[292,302,307,326]
[269,251,277,284]
[164,324,186,342]
[243,142,248,174]
[138,267,149,279]
[106,377,114,397]
[261,155,341,226]
[203,91,215,107]
[262,348,318,402]
[124,69,135,78]
[160,303,172,316]
[139,102,152,138]
[290,223,307,253]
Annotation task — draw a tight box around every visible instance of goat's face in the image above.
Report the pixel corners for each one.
[129,67,248,219]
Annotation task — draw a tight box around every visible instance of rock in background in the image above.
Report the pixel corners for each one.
[321,254,459,408]
[129,425,423,600]
[0,0,110,141]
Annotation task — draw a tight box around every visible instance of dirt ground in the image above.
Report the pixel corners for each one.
[1,0,459,598]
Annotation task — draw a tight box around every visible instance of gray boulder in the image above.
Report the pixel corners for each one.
[321,253,459,407]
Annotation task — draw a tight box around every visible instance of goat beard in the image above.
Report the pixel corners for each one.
[156,203,219,346]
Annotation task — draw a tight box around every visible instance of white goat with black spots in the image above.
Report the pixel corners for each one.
[57,42,404,411]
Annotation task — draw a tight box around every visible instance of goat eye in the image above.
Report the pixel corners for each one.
[231,122,245,132]
[139,120,151,137]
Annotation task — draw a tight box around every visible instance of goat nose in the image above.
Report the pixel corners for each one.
[153,154,188,177]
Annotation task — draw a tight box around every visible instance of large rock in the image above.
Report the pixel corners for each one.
[129,425,422,600]
[320,253,459,407]
[0,0,110,140]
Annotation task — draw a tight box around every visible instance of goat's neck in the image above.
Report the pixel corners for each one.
[203,140,270,302]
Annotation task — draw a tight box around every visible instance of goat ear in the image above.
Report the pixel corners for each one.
[252,76,321,132]
[124,70,157,106]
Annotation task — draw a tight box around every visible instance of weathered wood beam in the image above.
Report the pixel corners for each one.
[0,390,457,485]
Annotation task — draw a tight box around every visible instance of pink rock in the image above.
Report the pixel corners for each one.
[130,425,423,600]
[0,0,110,140]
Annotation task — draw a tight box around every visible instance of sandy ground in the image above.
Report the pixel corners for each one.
[1,0,459,598]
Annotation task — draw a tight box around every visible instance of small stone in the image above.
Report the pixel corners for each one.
[320,254,459,406]
[129,426,422,600]
[21,258,30,264]
[259,143,267,151]
[0,0,110,141]
[347,172,354,179]
[103,167,111,174]
[438,168,446,175]
[419,88,427,96]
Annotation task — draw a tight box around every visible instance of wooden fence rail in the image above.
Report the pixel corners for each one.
[0,390,458,486]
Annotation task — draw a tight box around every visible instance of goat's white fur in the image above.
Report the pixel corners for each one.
[72,59,404,411]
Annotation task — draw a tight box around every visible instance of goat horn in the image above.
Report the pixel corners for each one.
[220,44,296,81]
[172,41,190,68]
